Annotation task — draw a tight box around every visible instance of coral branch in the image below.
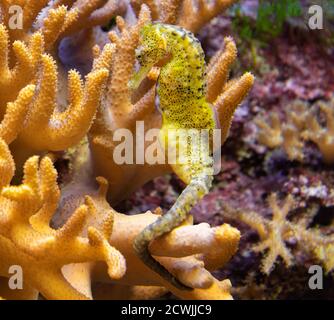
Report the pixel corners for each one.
[0,85,36,144]
[0,24,43,110]
[69,177,240,299]
[206,37,237,103]
[0,143,126,300]
[302,99,334,164]
[107,6,152,125]
[256,98,334,164]
[12,46,110,164]
[215,72,254,143]
[130,0,237,33]
[0,0,246,300]
[179,0,237,33]
[222,194,334,274]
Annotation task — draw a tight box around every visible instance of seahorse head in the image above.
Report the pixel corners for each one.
[136,23,167,66]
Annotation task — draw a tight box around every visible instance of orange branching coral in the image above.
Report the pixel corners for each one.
[256,98,334,164]
[222,194,334,275]
[0,13,112,168]
[179,0,237,33]
[251,194,294,274]
[255,113,283,149]
[130,0,238,33]
[57,177,240,300]
[302,99,334,164]
[0,139,126,300]
[0,95,240,300]
[0,276,38,300]
[0,0,245,300]
[0,143,240,300]
[1,1,74,58]
[0,84,36,145]
[0,23,43,112]
[52,0,127,37]
[0,0,126,50]
[89,4,254,202]
[11,48,110,167]
[255,108,305,162]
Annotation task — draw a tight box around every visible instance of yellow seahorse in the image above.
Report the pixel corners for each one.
[130,23,217,290]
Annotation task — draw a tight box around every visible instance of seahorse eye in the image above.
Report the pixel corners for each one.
[135,47,144,64]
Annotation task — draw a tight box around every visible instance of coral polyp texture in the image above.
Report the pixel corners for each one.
[255,98,334,164]
[0,137,240,299]
[0,0,254,300]
[222,194,334,275]
[130,0,237,32]
[0,2,112,169]
[0,139,126,300]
